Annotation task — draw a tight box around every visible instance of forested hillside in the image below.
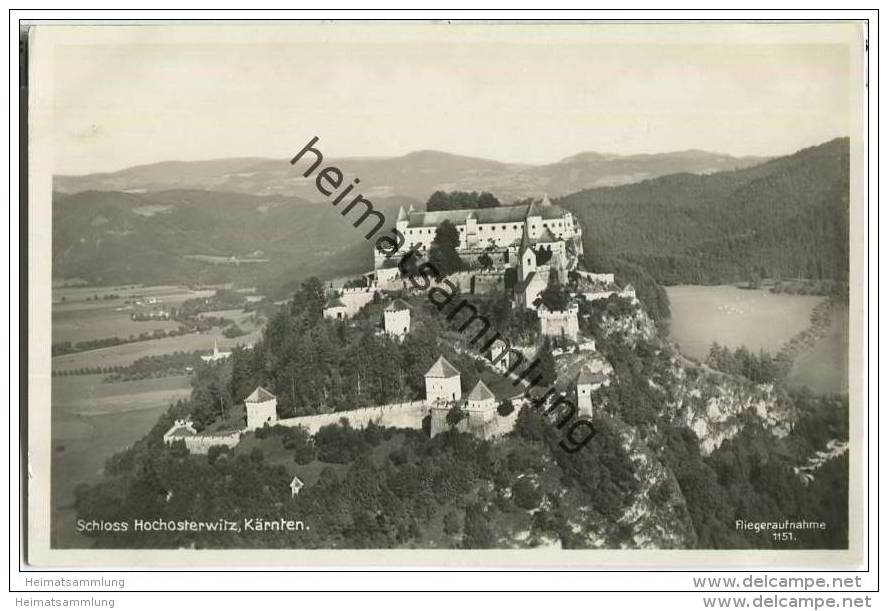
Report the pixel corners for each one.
[559,138,850,286]
[52,189,415,290]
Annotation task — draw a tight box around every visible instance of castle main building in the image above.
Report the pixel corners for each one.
[373,195,583,272]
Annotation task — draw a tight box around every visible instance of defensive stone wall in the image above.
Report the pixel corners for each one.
[276,400,428,434]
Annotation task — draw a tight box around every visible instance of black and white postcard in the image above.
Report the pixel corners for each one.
[23,20,868,568]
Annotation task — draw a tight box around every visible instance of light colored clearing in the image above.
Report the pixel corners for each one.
[183,254,269,264]
[666,285,822,361]
[787,305,850,394]
[51,329,261,370]
[131,204,173,217]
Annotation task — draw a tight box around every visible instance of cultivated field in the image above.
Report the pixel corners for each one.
[52,284,218,345]
[53,304,183,345]
[52,283,217,306]
[51,329,261,371]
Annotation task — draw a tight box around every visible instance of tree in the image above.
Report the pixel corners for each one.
[513,478,542,510]
[223,323,245,338]
[434,220,460,250]
[282,427,317,464]
[534,245,553,266]
[462,504,495,548]
[426,190,501,211]
[497,400,515,417]
[207,445,231,464]
[443,510,462,535]
[478,252,494,269]
[428,220,465,275]
[290,276,326,319]
[446,405,466,427]
[536,274,571,311]
[536,338,557,387]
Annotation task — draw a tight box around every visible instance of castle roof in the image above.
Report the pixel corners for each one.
[404,203,564,228]
[538,225,559,242]
[324,296,346,309]
[467,380,495,402]
[425,355,460,378]
[385,298,411,312]
[540,193,552,207]
[526,199,542,218]
[396,206,408,222]
[246,386,276,403]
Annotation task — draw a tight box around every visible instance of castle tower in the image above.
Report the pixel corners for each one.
[396,206,409,236]
[383,298,411,340]
[465,380,496,413]
[518,222,537,281]
[464,211,478,248]
[525,199,543,240]
[424,356,461,405]
[576,366,604,417]
[245,386,278,430]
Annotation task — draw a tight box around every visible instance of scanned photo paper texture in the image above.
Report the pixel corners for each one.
[26,21,867,567]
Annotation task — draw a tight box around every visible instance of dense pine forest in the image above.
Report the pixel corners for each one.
[558,138,850,287]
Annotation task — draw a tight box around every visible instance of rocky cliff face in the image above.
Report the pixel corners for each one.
[613,423,697,548]
[668,367,793,455]
[597,298,657,347]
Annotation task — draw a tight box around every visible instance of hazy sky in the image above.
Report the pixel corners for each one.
[48,25,857,175]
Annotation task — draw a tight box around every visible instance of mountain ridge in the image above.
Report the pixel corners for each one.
[54,148,770,203]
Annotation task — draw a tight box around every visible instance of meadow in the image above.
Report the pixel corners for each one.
[666,285,849,394]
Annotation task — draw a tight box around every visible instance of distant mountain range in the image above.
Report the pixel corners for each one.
[558,138,850,286]
[52,140,847,292]
[54,148,769,203]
